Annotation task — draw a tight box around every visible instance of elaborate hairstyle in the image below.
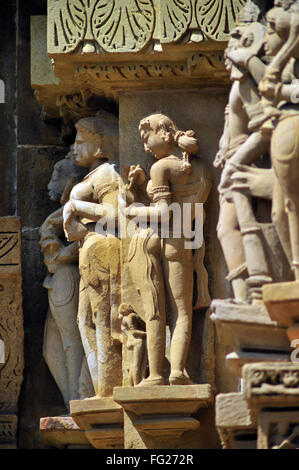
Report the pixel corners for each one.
[139,113,199,175]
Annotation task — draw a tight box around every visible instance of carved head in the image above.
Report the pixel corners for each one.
[73,111,119,168]
[138,113,199,162]
[264,6,292,56]
[48,149,86,204]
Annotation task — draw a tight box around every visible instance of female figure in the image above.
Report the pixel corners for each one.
[40,152,91,406]
[127,113,211,385]
[258,1,299,279]
[63,111,123,397]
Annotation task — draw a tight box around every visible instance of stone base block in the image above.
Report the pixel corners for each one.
[113,384,212,449]
[211,299,290,390]
[215,393,257,449]
[70,397,124,449]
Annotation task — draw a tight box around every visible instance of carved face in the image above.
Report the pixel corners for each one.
[48,159,72,201]
[139,115,171,159]
[73,130,101,168]
[264,19,284,56]
[264,9,289,56]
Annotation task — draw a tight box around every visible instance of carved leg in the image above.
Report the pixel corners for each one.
[163,238,193,385]
[77,281,98,395]
[271,115,299,279]
[272,174,292,265]
[43,309,70,404]
[128,230,165,385]
[286,198,299,280]
[217,200,248,301]
[49,266,83,401]
[89,281,122,397]
[131,339,146,386]
[232,188,272,302]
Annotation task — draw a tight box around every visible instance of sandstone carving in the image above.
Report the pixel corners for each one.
[63,111,123,397]
[40,150,94,407]
[48,0,246,56]
[118,303,147,387]
[214,0,296,303]
[125,113,211,386]
[0,217,24,448]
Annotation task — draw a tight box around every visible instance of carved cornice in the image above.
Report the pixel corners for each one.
[243,363,299,400]
[48,0,246,55]
[32,1,245,122]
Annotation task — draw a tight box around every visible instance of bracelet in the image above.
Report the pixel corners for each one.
[245,53,256,69]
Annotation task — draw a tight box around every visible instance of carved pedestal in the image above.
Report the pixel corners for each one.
[113,385,213,449]
[70,397,124,449]
[263,281,299,347]
[211,300,290,392]
[216,393,257,449]
[0,217,24,448]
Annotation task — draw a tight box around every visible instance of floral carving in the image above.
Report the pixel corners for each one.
[92,0,155,53]
[48,0,245,54]
[195,0,247,41]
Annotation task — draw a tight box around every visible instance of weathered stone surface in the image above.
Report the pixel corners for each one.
[40,416,91,448]
[0,217,23,448]
[114,384,212,415]
[47,0,245,55]
[211,300,290,392]
[114,384,212,449]
[70,397,124,449]
[243,362,299,404]
[17,146,67,228]
[216,393,254,428]
[258,410,299,449]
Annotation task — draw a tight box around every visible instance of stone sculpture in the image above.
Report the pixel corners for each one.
[63,111,123,397]
[214,3,291,303]
[39,151,92,406]
[118,303,147,387]
[126,113,211,386]
[258,0,299,279]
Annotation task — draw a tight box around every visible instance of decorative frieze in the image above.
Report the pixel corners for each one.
[48,0,246,56]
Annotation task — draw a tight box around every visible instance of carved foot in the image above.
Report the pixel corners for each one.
[137,376,165,386]
[169,372,194,386]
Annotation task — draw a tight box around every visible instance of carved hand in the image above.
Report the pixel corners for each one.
[218,163,236,194]
[231,164,274,200]
[127,164,147,189]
